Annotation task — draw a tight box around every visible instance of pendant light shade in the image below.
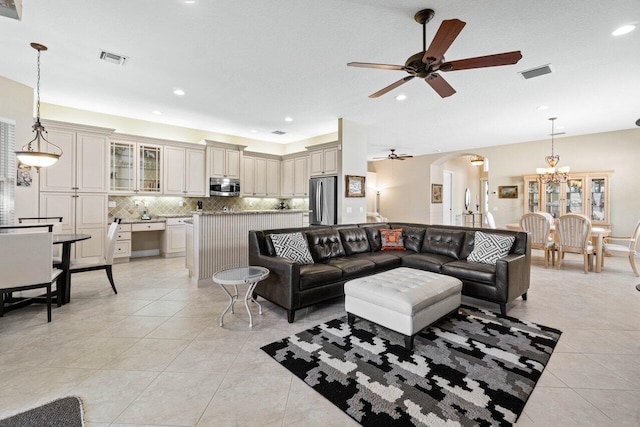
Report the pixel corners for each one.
[470,155,484,166]
[15,43,62,170]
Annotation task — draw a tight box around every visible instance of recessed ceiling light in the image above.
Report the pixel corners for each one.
[284,117,293,122]
[184,0,196,3]
[173,89,185,96]
[250,129,258,133]
[152,110,162,115]
[395,94,407,101]
[612,24,636,36]
[537,105,549,110]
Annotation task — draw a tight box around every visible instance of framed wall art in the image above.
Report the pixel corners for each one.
[346,175,366,197]
[498,185,518,199]
[431,183,443,203]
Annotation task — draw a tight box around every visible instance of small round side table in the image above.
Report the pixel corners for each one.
[212,266,269,328]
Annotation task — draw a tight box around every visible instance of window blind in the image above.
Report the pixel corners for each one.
[0,119,16,225]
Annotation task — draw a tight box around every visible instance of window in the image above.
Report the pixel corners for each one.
[0,118,16,225]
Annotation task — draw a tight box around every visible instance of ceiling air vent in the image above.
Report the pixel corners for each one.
[99,50,128,65]
[0,0,22,20]
[272,130,286,135]
[519,64,552,80]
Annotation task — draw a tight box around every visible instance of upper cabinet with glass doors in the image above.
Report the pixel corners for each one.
[523,171,612,226]
[110,140,162,194]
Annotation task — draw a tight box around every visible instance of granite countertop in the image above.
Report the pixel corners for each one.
[116,210,308,223]
[194,209,310,215]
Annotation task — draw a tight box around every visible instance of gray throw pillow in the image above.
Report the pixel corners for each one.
[270,232,314,265]
[467,231,515,265]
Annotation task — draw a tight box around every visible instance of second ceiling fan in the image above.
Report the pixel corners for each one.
[347,8,523,98]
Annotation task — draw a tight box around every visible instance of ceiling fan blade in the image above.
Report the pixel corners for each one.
[398,155,414,159]
[369,76,415,98]
[347,62,405,71]
[440,51,523,71]
[425,73,456,98]
[422,19,466,64]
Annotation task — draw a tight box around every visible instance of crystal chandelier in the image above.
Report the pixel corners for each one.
[15,43,63,170]
[536,117,569,184]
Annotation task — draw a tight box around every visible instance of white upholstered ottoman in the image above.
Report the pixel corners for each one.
[345,267,462,350]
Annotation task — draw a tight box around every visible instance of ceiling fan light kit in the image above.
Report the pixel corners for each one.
[373,149,414,161]
[347,8,523,99]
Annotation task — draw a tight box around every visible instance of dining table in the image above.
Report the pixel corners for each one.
[505,223,611,273]
[53,233,91,304]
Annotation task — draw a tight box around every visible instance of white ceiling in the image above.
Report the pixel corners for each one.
[1,0,639,159]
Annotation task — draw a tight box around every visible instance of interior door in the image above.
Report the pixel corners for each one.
[442,170,453,225]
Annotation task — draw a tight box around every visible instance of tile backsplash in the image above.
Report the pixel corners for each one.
[108,196,309,219]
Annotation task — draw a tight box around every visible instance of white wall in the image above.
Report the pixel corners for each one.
[0,76,38,220]
[41,103,338,156]
[372,128,640,236]
[338,119,367,224]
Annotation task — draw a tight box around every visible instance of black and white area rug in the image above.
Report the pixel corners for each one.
[262,305,561,427]
[0,396,84,427]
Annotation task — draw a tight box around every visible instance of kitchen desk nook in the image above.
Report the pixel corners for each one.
[186,210,306,286]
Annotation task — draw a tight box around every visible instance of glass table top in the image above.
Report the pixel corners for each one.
[212,266,269,285]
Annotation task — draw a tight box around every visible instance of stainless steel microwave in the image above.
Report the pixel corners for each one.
[210,177,240,197]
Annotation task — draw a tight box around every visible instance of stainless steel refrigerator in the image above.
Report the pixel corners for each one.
[309,176,337,225]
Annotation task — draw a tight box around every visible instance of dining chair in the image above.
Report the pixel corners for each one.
[0,225,63,322]
[602,219,640,276]
[68,219,121,295]
[520,212,555,268]
[484,212,497,229]
[18,217,64,264]
[556,213,594,273]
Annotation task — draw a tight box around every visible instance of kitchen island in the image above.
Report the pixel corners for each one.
[186,210,306,286]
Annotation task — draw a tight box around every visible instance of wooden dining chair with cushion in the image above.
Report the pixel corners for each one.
[0,225,63,322]
[521,212,555,268]
[556,213,594,273]
[18,217,64,264]
[68,219,121,295]
[602,219,640,277]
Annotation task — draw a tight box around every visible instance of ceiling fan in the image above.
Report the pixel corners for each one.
[373,149,414,161]
[347,8,523,98]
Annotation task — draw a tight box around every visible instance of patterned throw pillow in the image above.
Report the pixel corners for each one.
[380,228,405,251]
[270,232,314,265]
[467,231,515,265]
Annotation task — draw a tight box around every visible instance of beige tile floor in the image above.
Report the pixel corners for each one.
[1,253,639,426]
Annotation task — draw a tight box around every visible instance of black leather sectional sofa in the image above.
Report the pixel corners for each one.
[248,222,531,323]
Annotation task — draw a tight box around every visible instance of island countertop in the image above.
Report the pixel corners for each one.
[193,209,310,215]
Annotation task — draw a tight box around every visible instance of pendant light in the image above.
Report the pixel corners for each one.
[15,43,63,170]
[536,117,569,184]
[470,155,484,166]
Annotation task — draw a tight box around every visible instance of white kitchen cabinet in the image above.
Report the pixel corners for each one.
[162,217,190,257]
[242,156,269,196]
[110,140,162,194]
[38,120,112,262]
[242,155,280,197]
[40,192,108,260]
[207,146,241,179]
[308,144,338,177]
[40,121,111,193]
[281,155,309,197]
[163,146,206,196]
[293,156,309,196]
[114,223,132,259]
[266,158,280,197]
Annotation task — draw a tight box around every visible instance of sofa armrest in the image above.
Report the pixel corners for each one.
[495,253,530,303]
[249,252,301,310]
